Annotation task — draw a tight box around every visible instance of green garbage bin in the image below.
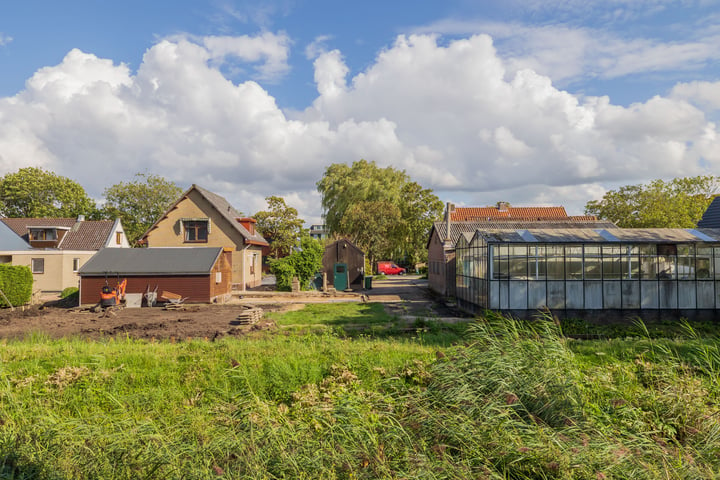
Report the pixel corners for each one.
[364,275,373,290]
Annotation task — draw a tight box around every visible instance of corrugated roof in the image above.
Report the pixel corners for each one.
[78,247,223,275]
[431,219,618,246]
[472,228,720,244]
[0,218,116,250]
[698,197,720,228]
[450,206,570,221]
[0,221,31,250]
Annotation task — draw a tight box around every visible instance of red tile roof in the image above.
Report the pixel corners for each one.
[450,206,571,221]
[0,218,116,250]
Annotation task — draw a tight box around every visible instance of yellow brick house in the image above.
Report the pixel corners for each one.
[140,185,268,290]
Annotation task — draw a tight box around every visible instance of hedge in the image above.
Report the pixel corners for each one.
[0,264,33,307]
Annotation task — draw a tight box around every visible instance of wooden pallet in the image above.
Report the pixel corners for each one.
[234,305,264,325]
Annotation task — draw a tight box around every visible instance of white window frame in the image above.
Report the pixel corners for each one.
[31,258,45,274]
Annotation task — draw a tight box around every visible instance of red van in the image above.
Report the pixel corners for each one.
[377,261,406,275]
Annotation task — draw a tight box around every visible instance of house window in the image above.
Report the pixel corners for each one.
[73,258,80,272]
[250,253,257,275]
[30,229,56,241]
[31,258,44,274]
[184,220,209,243]
[116,232,122,244]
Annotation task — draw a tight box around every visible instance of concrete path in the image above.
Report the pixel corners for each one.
[364,275,471,322]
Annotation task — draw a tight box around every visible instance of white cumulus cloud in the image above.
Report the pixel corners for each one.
[0,32,718,221]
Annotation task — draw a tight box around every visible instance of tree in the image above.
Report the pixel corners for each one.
[339,200,401,268]
[585,175,719,228]
[103,173,183,245]
[253,196,305,258]
[269,236,324,291]
[397,182,444,265]
[0,167,96,218]
[317,159,443,268]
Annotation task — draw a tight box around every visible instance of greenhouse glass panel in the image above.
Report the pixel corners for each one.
[677,245,695,280]
[508,245,528,279]
[566,246,583,280]
[602,245,622,279]
[584,246,602,279]
[621,245,640,279]
[639,244,656,279]
[546,246,564,280]
[696,246,713,279]
[529,245,546,280]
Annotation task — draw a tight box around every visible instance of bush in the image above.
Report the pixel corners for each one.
[270,237,324,291]
[0,264,33,307]
[61,287,78,299]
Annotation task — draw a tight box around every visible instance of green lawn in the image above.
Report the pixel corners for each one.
[1,304,719,479]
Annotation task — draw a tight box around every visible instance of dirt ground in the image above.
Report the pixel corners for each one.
[0,276,467,341]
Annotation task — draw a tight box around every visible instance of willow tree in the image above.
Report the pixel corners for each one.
[317,159,443,267]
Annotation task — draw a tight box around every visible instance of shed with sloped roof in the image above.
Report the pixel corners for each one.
[322,239,365,288]
[78,247,232,305]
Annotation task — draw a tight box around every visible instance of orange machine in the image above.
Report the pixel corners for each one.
[100,277,127,307]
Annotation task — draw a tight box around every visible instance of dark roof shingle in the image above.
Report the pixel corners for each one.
[0,218,116,250]
[78,247,223,275]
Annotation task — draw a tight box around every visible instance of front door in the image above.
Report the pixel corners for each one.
[334,263,348,291]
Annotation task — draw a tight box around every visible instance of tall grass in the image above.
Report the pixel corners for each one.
[1,307,720,478]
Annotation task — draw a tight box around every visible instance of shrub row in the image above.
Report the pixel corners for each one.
[0,264,33,307]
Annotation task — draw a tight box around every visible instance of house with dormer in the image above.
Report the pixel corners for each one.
[0,215,129,293]
[140,185,269,290]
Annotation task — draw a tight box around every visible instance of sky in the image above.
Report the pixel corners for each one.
[1,0,720,224]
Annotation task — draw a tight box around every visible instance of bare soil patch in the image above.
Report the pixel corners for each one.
[0,277,467,341]
[0,303,293,341]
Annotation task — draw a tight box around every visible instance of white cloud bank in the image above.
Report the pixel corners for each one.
[0,32,718,221]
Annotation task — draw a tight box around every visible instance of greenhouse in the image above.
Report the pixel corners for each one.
[455,228,720,314]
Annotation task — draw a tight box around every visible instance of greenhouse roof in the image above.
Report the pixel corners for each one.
[469,228,720,245]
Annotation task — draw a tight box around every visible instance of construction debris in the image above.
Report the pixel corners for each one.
[233,305,263,325]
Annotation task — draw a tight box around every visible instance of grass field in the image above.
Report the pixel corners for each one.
[1,304,720,479]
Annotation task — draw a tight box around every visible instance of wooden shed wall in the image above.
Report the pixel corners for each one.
[322,240,365,286]
[80,275,215,305]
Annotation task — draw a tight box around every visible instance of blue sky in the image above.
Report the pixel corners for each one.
[1,0,719,222]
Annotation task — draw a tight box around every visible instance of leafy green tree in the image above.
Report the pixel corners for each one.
[398,182,444,265]
[253,196,305,258]
[0,167,96,218]
[585,175,719,228]
[317,159,443,267]
[103,173,183,245]
[270,236,324,291]
[339,200,401,268]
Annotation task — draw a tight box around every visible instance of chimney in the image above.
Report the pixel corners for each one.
[444,202,454,242]
[77,214,85,222]
[237,217,256,235]
[497,201,510,212]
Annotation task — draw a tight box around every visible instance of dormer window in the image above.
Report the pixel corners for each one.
[29,228,57,241]
[183,219,209,243]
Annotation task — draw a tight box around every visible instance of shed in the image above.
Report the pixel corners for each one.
[78,247,232,305]
[322,239,365,287]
